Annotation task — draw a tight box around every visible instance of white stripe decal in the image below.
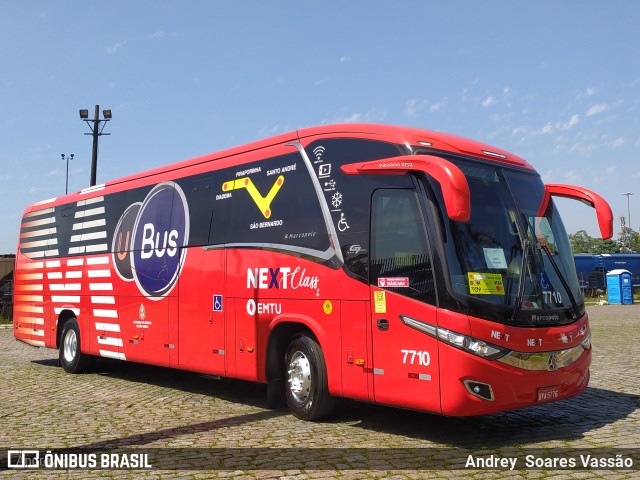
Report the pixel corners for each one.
[87,256,110,265]
[20,227,57,238]
[53,307,81,315]
[24,207,55,217]
[14,295,44,302]
[21,238,58,249]
[95,322,120,332]
[17,273,44,281]
[32,197,57,206]
[73,219,107,230]
[47,272,63,280]
[65,271,83,279]
[74,206,105,218]
[21,339,46,347]
[15,316,44,324]
[88,270,111,278]
[71,231,107,242]
[90,283,113,291]
[91,296,115,304]
[15,284,43,291]
[77,196,104,206]
[80,184,105,195]
[93,309,118,318]
[85,244,108,253]
[21,217,56,228]
[22,262,44,270]
[46,260,62,268]
[97,336,123,347]
[67,258,84,267]
[52,295,81,303]
[50,284,81,291]
[99,350,126,360]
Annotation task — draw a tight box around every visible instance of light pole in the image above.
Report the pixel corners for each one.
[622,192,634,251]
[623,192,633,231]
[61,153,74,194]
[79,105,112,186]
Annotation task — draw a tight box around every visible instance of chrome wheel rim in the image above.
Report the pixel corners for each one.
[63,329,77,363]
[287,351,311,403]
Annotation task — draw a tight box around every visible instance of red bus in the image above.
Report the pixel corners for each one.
[13,124,613,420]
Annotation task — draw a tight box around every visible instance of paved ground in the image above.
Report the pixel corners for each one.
[1,304,639,479]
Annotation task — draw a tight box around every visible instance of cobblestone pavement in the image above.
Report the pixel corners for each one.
[1,304,638,479]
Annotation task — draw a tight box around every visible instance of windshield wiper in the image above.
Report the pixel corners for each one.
[539,243,581,319]
[510,237,530,322]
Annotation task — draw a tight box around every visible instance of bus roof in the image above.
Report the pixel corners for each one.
[24,123,532,213]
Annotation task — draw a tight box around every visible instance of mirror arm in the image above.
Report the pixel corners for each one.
[542,184,614,239]
[341,155,470,222]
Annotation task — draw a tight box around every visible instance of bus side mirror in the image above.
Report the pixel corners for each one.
[341,155,471,222]
[541,184,614,239]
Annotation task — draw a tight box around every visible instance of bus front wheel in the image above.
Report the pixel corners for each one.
[284,334,335,421]
[59,318,94,374]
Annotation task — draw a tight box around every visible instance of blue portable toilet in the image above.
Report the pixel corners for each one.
[606,269,634,305]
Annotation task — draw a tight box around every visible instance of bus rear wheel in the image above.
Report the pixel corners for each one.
[284,334,335,421]
[59,318,94,374]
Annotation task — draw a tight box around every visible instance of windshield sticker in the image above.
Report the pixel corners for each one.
[483,248,507,269]
[468,272,505,295]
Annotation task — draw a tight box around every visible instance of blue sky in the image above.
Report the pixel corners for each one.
[1,1,639,253]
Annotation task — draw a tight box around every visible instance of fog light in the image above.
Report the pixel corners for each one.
[463,380,495,401]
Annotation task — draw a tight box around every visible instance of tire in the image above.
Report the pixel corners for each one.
[59,318,94,374]
[284,334,335,421]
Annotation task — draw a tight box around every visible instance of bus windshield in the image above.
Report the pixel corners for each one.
[442,160,583,326]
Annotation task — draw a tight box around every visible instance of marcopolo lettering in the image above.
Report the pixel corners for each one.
[112,181,190,299]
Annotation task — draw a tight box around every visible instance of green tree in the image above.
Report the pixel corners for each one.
[618,227,640,253]
[568,230,622,254]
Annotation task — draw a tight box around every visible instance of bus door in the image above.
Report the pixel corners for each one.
[368,188,442,413]
[177,247,227,375]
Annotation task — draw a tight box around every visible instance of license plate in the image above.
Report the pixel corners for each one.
[537,385,560,402]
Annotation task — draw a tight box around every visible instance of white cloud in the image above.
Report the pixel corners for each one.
[481,96,496,107]
[106,42,124,54]
[429,97,448,112]
[404,97,447,117]
[339,55,351,63]
[405,99,420,117]
[330,108,387,124]
[558,114,580,130]
[586,103,608,117]
[609,137,624,148]
[258,124,290,137]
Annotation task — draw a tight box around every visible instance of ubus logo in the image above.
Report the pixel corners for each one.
[112,181,190,299]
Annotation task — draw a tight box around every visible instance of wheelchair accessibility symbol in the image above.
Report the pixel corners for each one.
[213,295,223,312]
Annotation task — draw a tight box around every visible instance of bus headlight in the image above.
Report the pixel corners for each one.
[400,315,509,360]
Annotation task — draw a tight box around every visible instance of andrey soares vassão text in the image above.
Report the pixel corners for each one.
[465,453,635,470]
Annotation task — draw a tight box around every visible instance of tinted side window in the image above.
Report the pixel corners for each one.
[214,152,332,260]
[304,138,406,279]
[370,189,436,304]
